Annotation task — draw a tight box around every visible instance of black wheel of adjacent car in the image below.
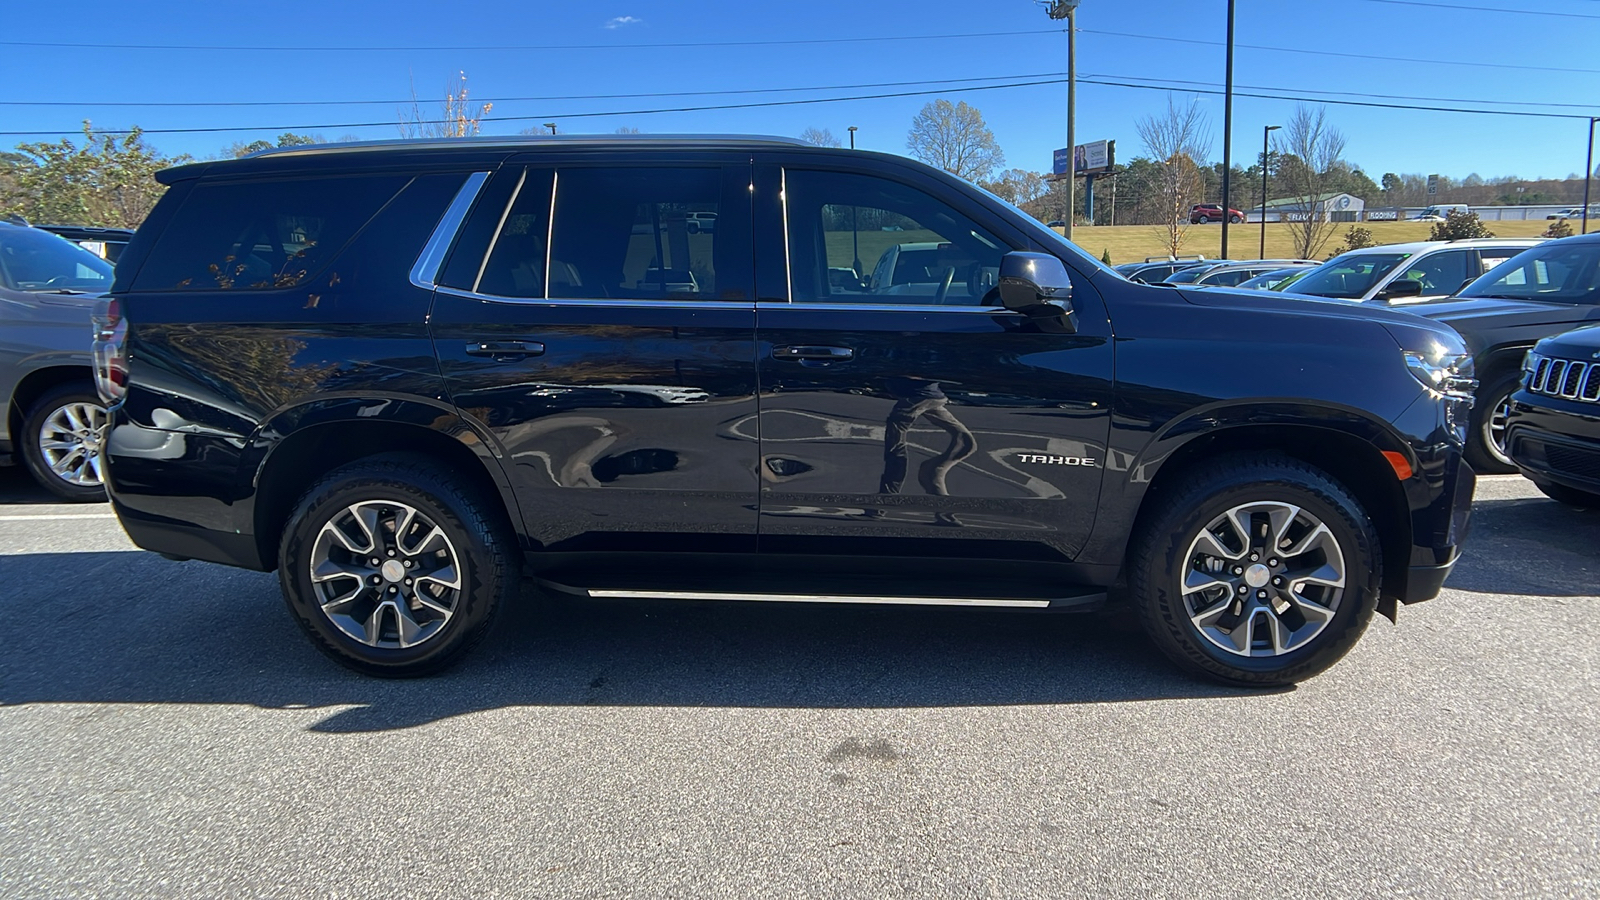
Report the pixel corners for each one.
[1128,453,1382,686]
[19,383,109,502]
[1466,372,1520,474]
[1534,481,1600,510]
[278,454,518,676]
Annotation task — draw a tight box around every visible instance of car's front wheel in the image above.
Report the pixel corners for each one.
[1467,372,1519,474]
[20,384,109,502]
[278,454,518,676]
[1129,454,1382,686]
[1197,215,1211,224]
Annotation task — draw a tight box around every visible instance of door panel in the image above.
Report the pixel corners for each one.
[753,161,1114,561]
[429,161,760,552]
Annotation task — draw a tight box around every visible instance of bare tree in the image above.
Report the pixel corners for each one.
[1274,105,1348,260]
[799,127,842,148]
[399,71,493,138]
[906,100,1004,182]
[615,126,642,134]
[980,168,1048,207]
[1135,96,1211,257]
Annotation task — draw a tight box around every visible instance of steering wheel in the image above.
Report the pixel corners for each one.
[934,266,956,305]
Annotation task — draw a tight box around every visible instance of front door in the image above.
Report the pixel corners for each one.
[752,160,1114,561]
[428,157,759,553]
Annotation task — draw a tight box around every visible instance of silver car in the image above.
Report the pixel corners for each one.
[0,221,113,500]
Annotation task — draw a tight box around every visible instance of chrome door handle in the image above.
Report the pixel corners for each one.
[772,345,854,362]
[465,340,545,358]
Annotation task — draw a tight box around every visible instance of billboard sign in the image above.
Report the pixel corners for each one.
[1053,139,1116,177]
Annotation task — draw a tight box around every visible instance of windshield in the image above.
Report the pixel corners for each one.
[1458,240,1600,304]
[1287,252,1410,299]
[0,227,115,293]
[1238,268,1307,290]
[1162,267,1213,284]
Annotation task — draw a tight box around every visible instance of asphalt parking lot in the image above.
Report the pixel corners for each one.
[1,467,1596,899]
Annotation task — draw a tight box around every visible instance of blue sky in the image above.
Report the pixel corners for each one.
[3,0,1598,181]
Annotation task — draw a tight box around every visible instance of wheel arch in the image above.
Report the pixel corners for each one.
[244,398,522,571]
[1123,413,1414,620]
[6,364,95,447]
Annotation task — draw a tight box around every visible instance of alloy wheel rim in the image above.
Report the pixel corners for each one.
[1181,501,1346,658]
[309,501,463,649]
[37,402,108,488]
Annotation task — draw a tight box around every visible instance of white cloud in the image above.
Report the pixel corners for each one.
[604,16,643,29]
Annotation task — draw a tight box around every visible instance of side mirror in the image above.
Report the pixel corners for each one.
[1380,279,1424,300]
[998,251,1078,332]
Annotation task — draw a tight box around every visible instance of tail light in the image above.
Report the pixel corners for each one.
[92,297,128,404]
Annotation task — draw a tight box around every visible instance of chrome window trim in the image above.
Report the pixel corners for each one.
[473,168,527,294]
[408,171,490,290]
[543,170,558,299]
[432,284,756,311]
[756,300,1020,315]
[780,167,793,303]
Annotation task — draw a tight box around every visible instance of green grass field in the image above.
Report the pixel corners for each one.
[1062,220,1557,266]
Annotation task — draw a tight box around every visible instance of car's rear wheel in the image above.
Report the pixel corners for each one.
[1129,454,1381,686]
[20,384,108,502]
[1534,481,1600,510]
[1467,372,1519,474]
[278,454,518,676]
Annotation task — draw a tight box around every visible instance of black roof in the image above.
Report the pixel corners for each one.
[157,134,821,184]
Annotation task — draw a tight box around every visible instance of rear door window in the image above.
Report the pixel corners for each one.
[547,166,752,301]
[133,174,410,292]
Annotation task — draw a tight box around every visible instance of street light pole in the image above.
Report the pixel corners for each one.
[847,125,857,150]
[1220,0,1236,260]
[1043,1,1079,241]
[1261,124,1280,258]
[848,126,861,274]
[543,123,557,135]
[1585,117,1597,235]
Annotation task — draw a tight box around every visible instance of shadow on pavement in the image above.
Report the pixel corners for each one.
[0,549,1267,731]
[1444,495,1600,598]
[0,466,60,505]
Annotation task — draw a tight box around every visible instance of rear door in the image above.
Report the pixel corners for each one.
[427,153,760,553]
[750,155,1114,561]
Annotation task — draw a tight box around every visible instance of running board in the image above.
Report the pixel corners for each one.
[584,588,1053,608]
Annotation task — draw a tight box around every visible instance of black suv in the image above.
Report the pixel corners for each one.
[98,136,1476,685]
[1393,233,1600,473]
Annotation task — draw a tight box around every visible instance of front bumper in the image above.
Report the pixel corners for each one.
[1391,391,1477,605]
[1505,393,1600,495]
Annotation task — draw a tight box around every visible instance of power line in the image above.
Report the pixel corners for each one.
[1359,0,1600,18]
[7,69,1596,113]
[0,28,1062,53]
[2,72,1595,139]
[1079,27,1600,76]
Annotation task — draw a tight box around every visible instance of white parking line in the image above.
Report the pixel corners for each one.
[0,513,119,521]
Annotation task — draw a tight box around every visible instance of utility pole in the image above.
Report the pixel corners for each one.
[1042,1,1079,241]
[1261,124,1280,258]
[1585,117,1597,235]
[1219,0,1236,259]
[849,127,861,274]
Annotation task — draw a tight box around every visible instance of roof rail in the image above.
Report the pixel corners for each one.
[242,133,813,160]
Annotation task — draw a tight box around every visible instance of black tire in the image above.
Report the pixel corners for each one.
[1197,215,1211,224]
[1128,453,1382,686]
[1534,481,1600,510]
[1466,372,1519,474]
[19,383,109,503]
[278,453,519,677]
[1229,215,1243,224]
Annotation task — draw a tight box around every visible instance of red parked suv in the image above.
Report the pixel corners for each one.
[1191,204,1243,224]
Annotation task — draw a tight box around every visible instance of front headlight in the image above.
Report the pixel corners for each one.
[1403,344,1477,403]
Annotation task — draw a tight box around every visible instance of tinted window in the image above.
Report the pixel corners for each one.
[548,166,750,301]
[440,168,555,299]
[1459,240,1600,304]
[785,169,1011,305]
[1394,249,1472,295]
[134,175,410,292]
[0,226,114,293]
[1288,252,1410,299]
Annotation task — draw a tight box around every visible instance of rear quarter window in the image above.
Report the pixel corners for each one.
[132,174,410,292]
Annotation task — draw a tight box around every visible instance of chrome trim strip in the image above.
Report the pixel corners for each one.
[755,301,1019,315]
[409,171,489,290]
[473,168,526,294]
[585,588,1051,608]
[1562,361,1587,399]
[1548,360,1569,397]
[543,170,558,299]
[779,167,793,302]
[431,284,755,310]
